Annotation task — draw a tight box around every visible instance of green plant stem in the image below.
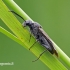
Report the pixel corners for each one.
[3,0,70,67]
[0,0,69,69]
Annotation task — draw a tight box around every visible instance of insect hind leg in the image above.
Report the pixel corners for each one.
[32,49,47,62]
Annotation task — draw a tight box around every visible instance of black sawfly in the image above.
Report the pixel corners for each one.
[10,11,58,62]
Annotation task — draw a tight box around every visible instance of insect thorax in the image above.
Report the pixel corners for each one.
[30,22,42,38]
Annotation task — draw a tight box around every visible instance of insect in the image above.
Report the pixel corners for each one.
[10,11,58,62]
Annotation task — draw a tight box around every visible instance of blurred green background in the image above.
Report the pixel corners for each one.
[0,0,70,70]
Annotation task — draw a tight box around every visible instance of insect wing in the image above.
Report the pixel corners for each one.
[39,28,58,57]
[39,28,53,46]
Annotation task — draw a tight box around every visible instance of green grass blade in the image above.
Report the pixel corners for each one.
[0,26,27,49]
[4,0,70,67]
[0,0,69,70]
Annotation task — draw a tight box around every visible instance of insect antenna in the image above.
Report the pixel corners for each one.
[9,10,25,21]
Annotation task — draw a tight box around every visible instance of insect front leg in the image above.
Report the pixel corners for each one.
[29,32,32,42]
[32,49,47,62]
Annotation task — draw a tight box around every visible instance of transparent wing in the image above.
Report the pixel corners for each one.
[39,28,53,45]
[39,28,58,57]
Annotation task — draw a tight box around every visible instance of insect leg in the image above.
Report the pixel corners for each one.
[32,49,47,62]
[29,33,32,42]
[29,30,39,50]
[29,40,38,50]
